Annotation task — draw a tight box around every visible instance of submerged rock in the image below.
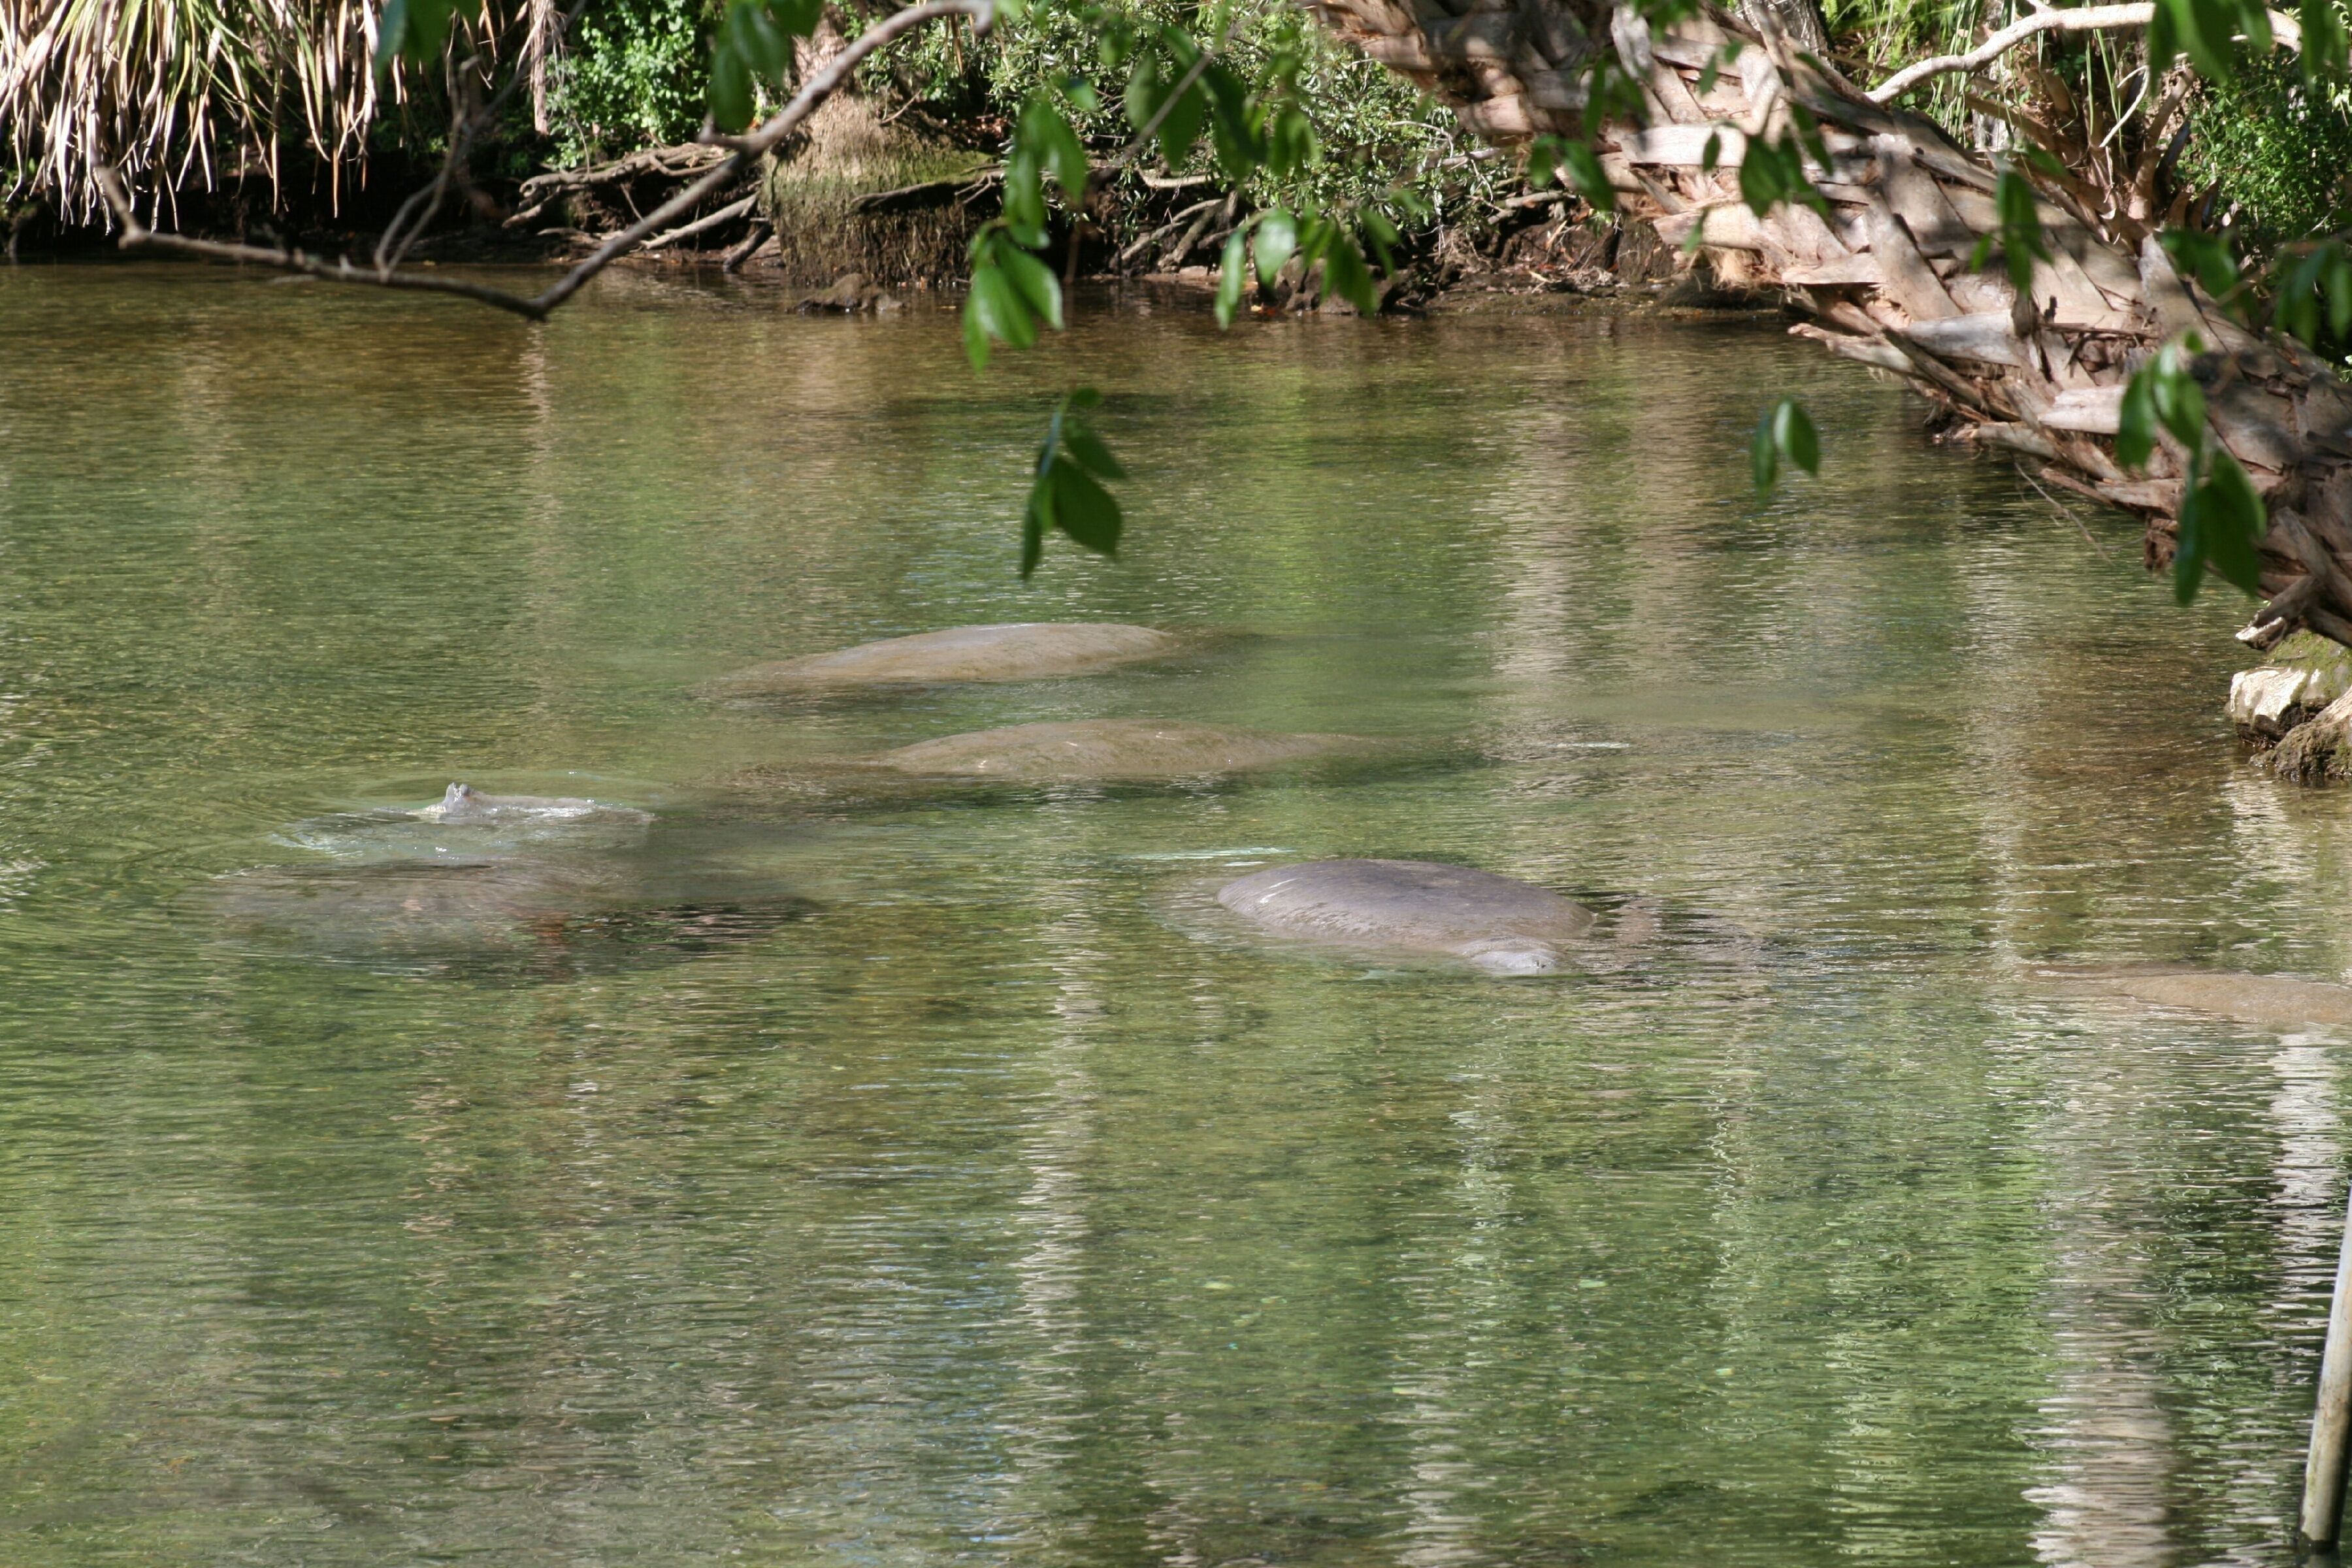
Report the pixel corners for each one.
[700,622,1180,694]
[865,721,1366,783]
[1218,858,1597,975]
[2038,964,2352,1027]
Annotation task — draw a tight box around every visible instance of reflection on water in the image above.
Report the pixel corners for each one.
[2,265,2349,1565]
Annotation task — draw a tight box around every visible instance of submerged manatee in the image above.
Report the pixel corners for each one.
[2038,965,2352,1027]
[203,857,811,971]
[1218,859,1597,975]
[866,721,1367,783]
[206,858,625,958]
[700,623,1180,694]
[416,782,653,826]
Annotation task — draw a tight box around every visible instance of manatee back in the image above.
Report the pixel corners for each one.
[702,623,1179,693]
[1217,858,1595,965]
[874,720,1358,781]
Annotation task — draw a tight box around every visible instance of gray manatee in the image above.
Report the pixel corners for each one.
[202,856,810,970]
[206,858,627,958]
[700,622,1180,694]
[416,782,653,825]
[2037,964,2352,1027]
[1218,859,1597,975]
[866,721,1367,783]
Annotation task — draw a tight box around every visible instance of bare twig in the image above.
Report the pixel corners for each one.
[97,0,994,321]
[1869,2,2300,101]
[722,219,775,272]
[96,169,553,318]
[643,193,758,250]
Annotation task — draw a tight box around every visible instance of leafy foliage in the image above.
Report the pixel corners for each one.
[547,0,715,163]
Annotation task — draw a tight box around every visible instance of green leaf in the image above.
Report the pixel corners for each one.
[1558,140,1615,216]
[1991,168,2050,294]
[2174,478,2207,603]
[1063,416,1126,480]
[1021,471,1052,578]
[1156,79,1207,167]
[1526,135,1561,190]
[1772,399,1820,476]
[1048,461,1122,555]
[999,245,1064,332]
[1701,129,1722,174]
[1022,99,1090,204]
[2161,227,2239,311]
[1268,105,1318,174]
[727,0,790,82]
[2148,0,2181,69]
[2305,0,2349,79]
[1215,229,1247,328]
[1066,386,1103,411]
[2184,0,2240,78]
[374,0,410,75]
[1320,231,1377,314]
[1254,207,1297,287]
[2201,452,2268,595]
[2116,367,2158,470]
[1122,53,1164,135]
[1062,75,1101,114]
[1754,398,1818,493]
[2328,250,2352,336]
[764,0,819,35]
[1003,152,1047,235]
[2149,353,2207,448]
[708,42,754,134]
[964,262,1036,369]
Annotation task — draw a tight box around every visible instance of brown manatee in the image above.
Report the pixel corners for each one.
[700,623,1181,695]
[1218,859,1597,975]
[2036,965,2352,1028]
[864,721,1368,783]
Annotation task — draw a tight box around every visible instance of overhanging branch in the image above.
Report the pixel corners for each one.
[1867,2,2300,102]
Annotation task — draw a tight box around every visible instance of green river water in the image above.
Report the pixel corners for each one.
[3,263,2347,1567]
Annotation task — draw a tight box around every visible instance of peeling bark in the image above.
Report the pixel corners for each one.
[1310,0,2352,649]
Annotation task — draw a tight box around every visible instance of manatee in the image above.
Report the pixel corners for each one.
[864,720,1366,783]
[700,622,1180,694]
[201,857,810,970]
[2036,965,2352,1028]
[416,782,653,826]
[1218,859,1597,975]
[206,858,627,958]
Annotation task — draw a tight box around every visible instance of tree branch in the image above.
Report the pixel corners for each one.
[94,169,557,318]
[98,0,996,321]
[1867,3,2300,102]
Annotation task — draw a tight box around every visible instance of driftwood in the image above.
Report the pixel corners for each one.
[1308,0,2352,647]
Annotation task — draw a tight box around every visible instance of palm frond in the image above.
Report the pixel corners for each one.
[1,0,515,221]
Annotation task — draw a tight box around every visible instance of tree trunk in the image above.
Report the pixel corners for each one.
[1311,0,2352,650]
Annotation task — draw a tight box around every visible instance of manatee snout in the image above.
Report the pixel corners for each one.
[1217,859,1593,975]
[1460,940,1563,976]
